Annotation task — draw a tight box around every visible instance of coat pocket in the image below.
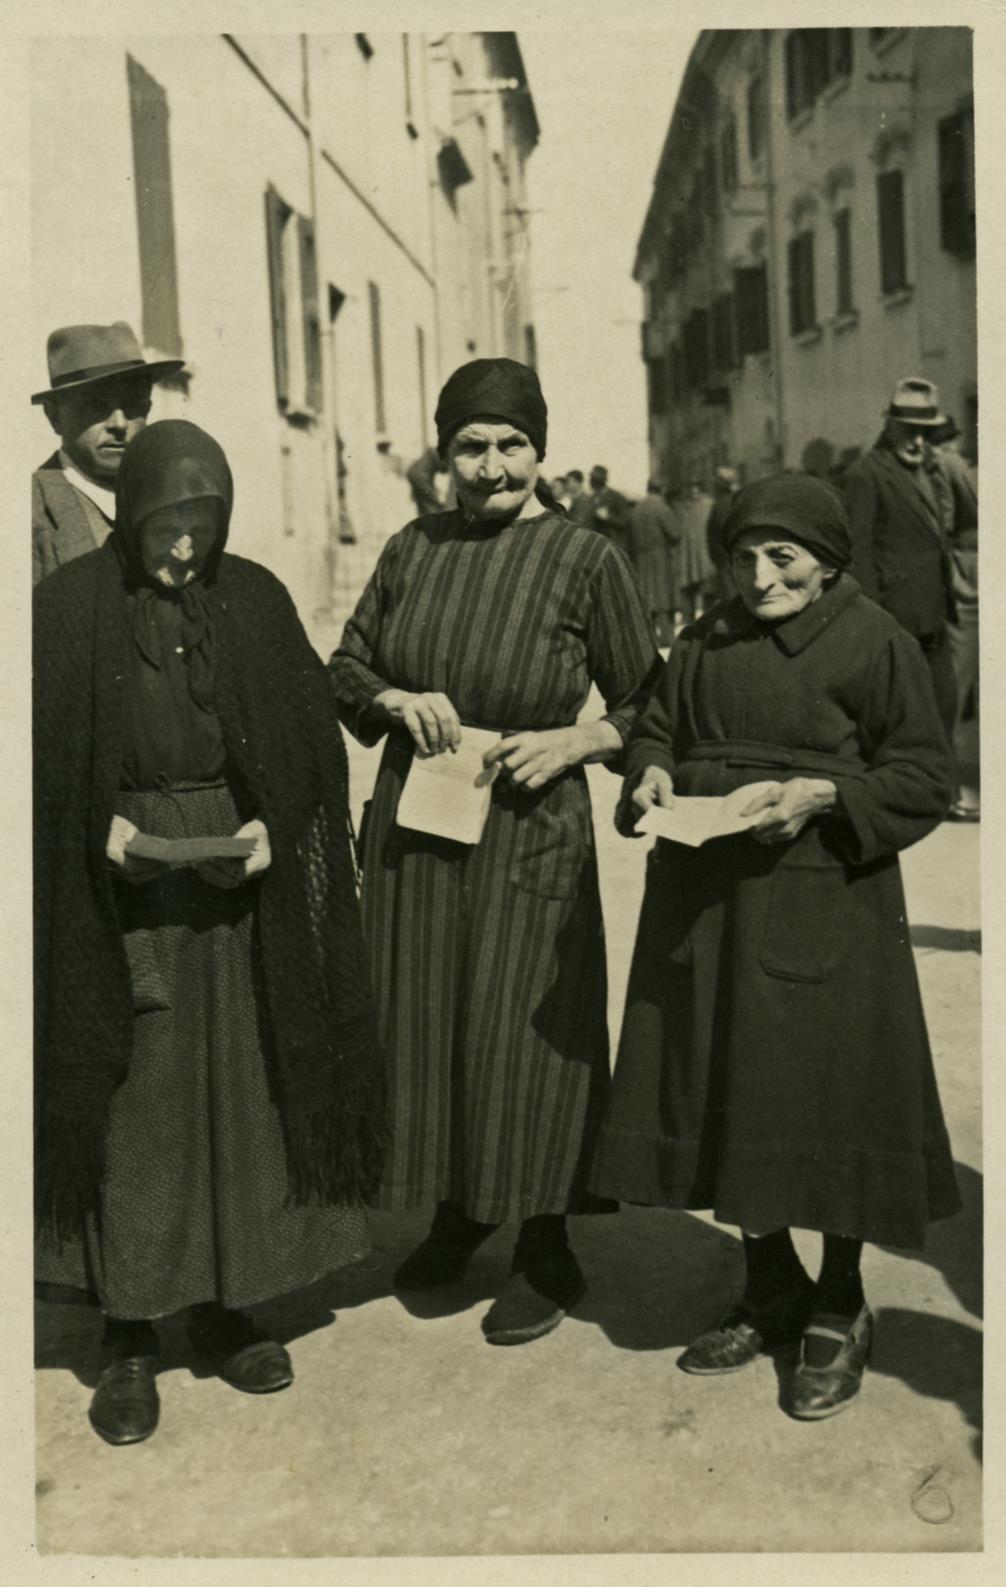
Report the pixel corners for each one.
[759,857,850,984]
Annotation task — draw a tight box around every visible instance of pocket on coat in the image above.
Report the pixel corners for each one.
[510,791,592,901]
[759,857,849,984]
[123,927,172,1014]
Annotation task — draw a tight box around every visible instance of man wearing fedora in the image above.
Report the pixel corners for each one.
[842,378,967,773]
[32,322,183,584]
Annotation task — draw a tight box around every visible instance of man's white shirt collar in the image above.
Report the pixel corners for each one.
[58,451,116,521]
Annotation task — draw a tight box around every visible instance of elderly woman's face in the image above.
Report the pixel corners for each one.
[447,420,539,520]
[731,529,832,622]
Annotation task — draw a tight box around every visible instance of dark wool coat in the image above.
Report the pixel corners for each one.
[589,576,961,1248]
[842,440,955,641]
[627,492,680,616]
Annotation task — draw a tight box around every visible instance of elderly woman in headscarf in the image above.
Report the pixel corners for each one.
[329,359,660,1345]
[34,420,384,1445]
[590,473,960,1419]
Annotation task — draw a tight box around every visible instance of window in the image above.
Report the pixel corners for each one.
[265,186,323,417]
[834,208,854,314]
[877,169,909,293]
[785,30,853,120]
[720,116,739,194]
[712,293,736,370]
[747,76,764,161]
[734,264,770,355]
[126,57,182,356]
[938,110,975,259]
[787,231,817,334]
[683,309,710,389]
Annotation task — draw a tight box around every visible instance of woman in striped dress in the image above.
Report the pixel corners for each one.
[329,359,659,1344]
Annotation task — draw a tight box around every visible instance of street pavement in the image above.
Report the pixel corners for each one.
[34,711,982,1557]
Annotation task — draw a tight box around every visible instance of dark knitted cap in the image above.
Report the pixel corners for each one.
[435,358,547,459]
[722,472,852,570]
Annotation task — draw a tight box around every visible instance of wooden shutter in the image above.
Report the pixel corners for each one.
[788,232,816,333]
[834,208,853,313]
[747,76,764,161]
[298,214,323,412]
[126,56,182,356]
[734,265,769,356]
[368,280,386,433]
[877,170,908,293]
[712,293,736,370]
[938,111,975,259]
[265,186,289,408]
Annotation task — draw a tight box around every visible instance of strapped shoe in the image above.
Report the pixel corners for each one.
[481,1245,586,1346]
[188,1306,293,1394]
[678,1271,816,1375]
[786,1305,874,1420]
[89,1354,160,1445]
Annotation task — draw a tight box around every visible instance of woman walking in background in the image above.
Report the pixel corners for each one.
[34,421,385,1445]
[330,358,659,1346]
[591,473,960,1419]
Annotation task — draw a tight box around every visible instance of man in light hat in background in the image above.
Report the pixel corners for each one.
[32,322,183,584]
[705,463,741,603]
[842,377,963,774]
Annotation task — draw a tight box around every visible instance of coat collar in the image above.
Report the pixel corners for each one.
[869,441,944,538]
[710,574,862,655]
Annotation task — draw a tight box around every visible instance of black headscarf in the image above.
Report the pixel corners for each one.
[113,421,233,710]
[435,357,548,460]
[721,472,853,570]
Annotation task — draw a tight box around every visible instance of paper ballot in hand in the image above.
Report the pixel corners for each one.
[396,727,502,845]
[636,781,779,848]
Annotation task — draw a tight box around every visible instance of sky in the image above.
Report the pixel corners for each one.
[519,30,693,495]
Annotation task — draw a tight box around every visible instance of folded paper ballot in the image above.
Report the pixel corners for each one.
[636,781,779,848]
[396,727,502,845]
[124,832,258,865]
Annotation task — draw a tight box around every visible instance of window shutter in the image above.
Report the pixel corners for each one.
[747,76,764,161]
[298,215,323,413]
[938,112,975,258]
[712,293,736,370]
[877,170,908,293]
[788,233,816,333]
[834,208,853,313]
[734,265,769,356]
[265,186,289,408]
[126,57,182,357]
[368,280,386,433]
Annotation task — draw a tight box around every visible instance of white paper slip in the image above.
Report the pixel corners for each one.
[396,726,503,845]
[637,780,779,848]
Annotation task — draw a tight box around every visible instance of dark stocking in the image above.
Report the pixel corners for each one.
[101,1316,158,1362]
[805,1235,866,1366]
[515,1213,569,1260]
[741,1228,807,1307]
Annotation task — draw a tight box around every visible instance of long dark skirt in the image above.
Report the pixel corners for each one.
[590,830,961,1249]
[35,784,368,1319]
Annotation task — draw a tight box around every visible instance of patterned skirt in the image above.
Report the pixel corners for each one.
[35,782,369,1319]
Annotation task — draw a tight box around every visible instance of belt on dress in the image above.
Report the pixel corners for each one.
[681,739,867,779]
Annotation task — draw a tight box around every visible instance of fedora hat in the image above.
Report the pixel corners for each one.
[31,322,184,404]
[884,376,946,427]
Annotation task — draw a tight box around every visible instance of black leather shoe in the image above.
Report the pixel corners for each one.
[188,1307,293,1394]
[481,1246,586,1346]
[786,1306,873,1420]
[89,1356,160,1445]
[394,1204,498,1290]
[678,1272,816,1375]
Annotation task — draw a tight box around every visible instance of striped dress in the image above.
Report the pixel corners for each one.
[329,507,658,1222]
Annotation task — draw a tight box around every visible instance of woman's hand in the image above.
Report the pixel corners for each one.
[105,814,164,885]
[745,778,837,845]
[197,819,272,888]
[615,765,674,836]
[375,688,461,756]
[484,727,582,790]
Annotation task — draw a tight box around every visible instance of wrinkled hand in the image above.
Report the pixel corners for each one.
[616,765,674,836]
[105,814,164,885]
[379,689,462,756]
[197,819,272,888]
[483,728,581,791]
[745,778,837,845]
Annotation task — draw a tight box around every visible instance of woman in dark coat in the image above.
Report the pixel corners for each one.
[590,473,960,1419]
[34,421,384,1445]
[329,359,659,1346]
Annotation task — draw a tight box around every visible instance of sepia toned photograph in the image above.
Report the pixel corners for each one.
[27,9,982,1565]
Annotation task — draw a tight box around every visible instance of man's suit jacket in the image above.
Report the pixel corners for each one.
[842,441,955,642]
[32,453,113,585]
